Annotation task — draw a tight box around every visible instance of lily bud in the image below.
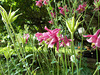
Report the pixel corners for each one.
[66,16,83,33]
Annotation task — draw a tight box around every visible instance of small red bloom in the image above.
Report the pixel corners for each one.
[58,5,68,15]
[48,19,54,24]
[36,1,43,8]
[23,34,29,44]
[76,3,86,13]
[43,0,49,5]
[50,12,56,18]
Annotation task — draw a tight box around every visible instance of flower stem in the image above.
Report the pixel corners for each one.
[93,67,98,75]
[71,32,74,75]
[96,47,99,75]
[71,32,75,55]
[57,56,59,75]
[7,59,10,75]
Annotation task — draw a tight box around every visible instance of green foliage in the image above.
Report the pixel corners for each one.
[0,0,50,33]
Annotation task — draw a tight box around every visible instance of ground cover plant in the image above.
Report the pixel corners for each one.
[0,0,100,75]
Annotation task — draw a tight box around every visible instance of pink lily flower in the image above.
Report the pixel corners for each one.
[60,35,72,47]
[44,27,61,51]
[35,33,44,45]
[44,26,61,34]
[76,3,86,13]
[35,31,52,45]
[23,34,29,44]
[83,29,100,43]
[35,27,61,51]
[36,0,43,8]
[58,5,68,15]
[95,35,100,48]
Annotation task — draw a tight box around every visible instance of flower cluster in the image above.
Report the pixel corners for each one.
[36,0,49,7]
[35,27,71,51]
[83,29,100,48]
[76,2,87,13]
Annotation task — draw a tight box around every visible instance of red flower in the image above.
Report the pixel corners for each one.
[23,34,29,44]
[43,0,49,5]
[50,12,56,18]
[48,19,54,24]
[76,3,86,13]
[36,1,43,8]
[58,5,68,15]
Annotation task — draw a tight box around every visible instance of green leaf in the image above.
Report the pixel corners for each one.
[51,60,57,64]
[74,20,79,31]
[10,13,22,23]
[8,8,12,19]
[25,54,33,59]
[9,9,19,21]
[32,70,37,75]
[66,20,71,32]
[0,5,9,24]
[72,16,75,31]
[49,6,53,10]
[33,46,37,51]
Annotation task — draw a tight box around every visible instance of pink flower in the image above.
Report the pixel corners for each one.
[48,19,54,24]
[36,1,43,8]
[83,29,100,48]
[50,12,56,18]
[35,0,49,7]
[43,0,49,5]
[44,27,61,51]
[35,27,61,51]
[76,3,86,13]
[58,5,68,15]
[95,35,100,48]
[23,34,29,44]
[60,35,72,47]
[44,27,61,34]
[35,33,44,45]
[83,29,100,43]
[83,34,97,43]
